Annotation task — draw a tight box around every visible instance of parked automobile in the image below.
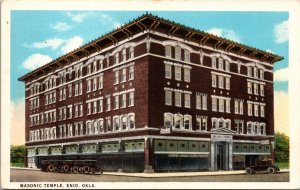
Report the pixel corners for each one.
[245,159,280,174]
[40,159,102,175]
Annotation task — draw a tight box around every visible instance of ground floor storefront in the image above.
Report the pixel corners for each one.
[26,134,273,172]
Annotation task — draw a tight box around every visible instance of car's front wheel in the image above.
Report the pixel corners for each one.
[246,167,254,174]
[267,166,276,174]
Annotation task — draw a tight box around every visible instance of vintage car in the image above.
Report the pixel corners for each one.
[245,159,280,174]
[40,159,102,175]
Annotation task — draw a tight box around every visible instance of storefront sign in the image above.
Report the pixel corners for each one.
[260,140,270,145]
[160,127,171,134]
[211,134,232,141]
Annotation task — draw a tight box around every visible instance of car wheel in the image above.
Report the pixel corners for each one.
[246,167,253,174]
[268,167,276,174]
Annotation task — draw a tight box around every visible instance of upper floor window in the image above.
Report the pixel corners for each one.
[175,92,182,107]
[225,61,230,72]
[212,74,217,87]
[164,113,173,128]
[196,116,207,131]
[175,46,181,60]
[247,67,252,77]
[260,69,264,79]
[165,90,172,106]
[212,57,217,68]
[122,49,126,62]
[184,93,191,108]
[184,67,191,82]
[165,45,172,58]
[121,68,126,83]
[114,52,119,64]
[129,65,134,80]
[184,49,190,62]
[218,57,223,70]
[114,70,119,84]
[98,75,103,89]
[234,120,244,134]
[128,92,134,107]
[247,82,252,94]
[165,64,172,79]
[129,47,134,59]
[174,65,181,81]
[260,84,265,96]
[196,93,207,110]
[184,115,192,130]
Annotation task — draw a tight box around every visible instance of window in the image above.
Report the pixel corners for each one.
[87,102,91,115]
[218,76,224,89]
[93,101,97,114]
[121,93,126,108]
[212,118,217,129]
[79,81,82,95]
[68,124,73,137]
[175,92,181,107]
[87,64,91,74]
[254,67,258,78]
[93,61,97,72]
[226,99,230,113]
[184,115,192,130]
[234,100,239,114]
[247,67,252,77]
[94,121,98,134]
[99,119,104,133]
[254,83,258,95]
[260,124,265,135]
[122,49,126,61]
[128,92,134,106]
[87,80,91,92]
[254,123,259,134]
[174,114,183,129]
[196,94,201,109]
[121,115,127,130]
[75,105,78,117]
[114,53,119,64]
[175,46,181,60]
[248,102,252,116]
[218,57,223,70]
[239,100,243,114]
[69,106,72,118]
[212,97,217,111]
[113,116,120,131]
[184,49,190,62]
[93,78,97,91]
[247,82,252,94]
[212,57,216,68]
[129,66,134,80]
[225,120,231,129]
[98,75,103,89]
[202,94,207,110]
[106,117,111,132]
[260,84,264,96]
[98,99,103,112]
[219,120,223,128]
[219,99,224,112]
[121,68,126,82]
[165,45,171,58]
[106,97,111,111]
[128,114,135,129]
[114,70,119,84]
[260,69,264,79]
[164,113,173,128]
[261,105,265,117]
[184,93,191,108]
[114,95,119,109]
[129,47,134,59]
[212,74,217,87]
[225,61,230,71]
[225,77,230,90]
[80,104,83,116]
[165,64,172,79]
[175,66,181,81]
[235,120,244,134]
[184,68,190,82]
[196,116,207,131]
[254,104,259,117]
[75,83,79,96]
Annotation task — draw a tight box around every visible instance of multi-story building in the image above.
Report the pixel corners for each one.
[18,13,283,172]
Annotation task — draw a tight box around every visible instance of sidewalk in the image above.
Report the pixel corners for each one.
[11,167,289,178]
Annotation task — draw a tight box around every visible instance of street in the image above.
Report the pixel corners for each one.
[10,168,289,182]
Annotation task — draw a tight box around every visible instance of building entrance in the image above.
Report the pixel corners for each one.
[217,143,226,170]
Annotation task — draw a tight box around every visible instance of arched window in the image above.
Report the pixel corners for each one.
[260,123,265,135]
[128,113,135,129]
[247,122,253,134]
[94,121,98,134]
[254,123,259,135]
[225,119,231,129]
[174,114,183,129]
[164,113,173,128]
[184,115,192,130]
[121,115,127,130]
[113,116,120,131]
[98,119,104,133]
[212,118,218,129]
[219,119,224,128]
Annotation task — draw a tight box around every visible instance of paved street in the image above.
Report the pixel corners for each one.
[10,168,289,182]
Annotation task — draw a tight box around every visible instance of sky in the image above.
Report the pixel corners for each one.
[10,11,289,145]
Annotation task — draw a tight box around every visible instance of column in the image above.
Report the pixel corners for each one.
[228,141,233,170]
[210,141,215,171]
[144,138,154,173]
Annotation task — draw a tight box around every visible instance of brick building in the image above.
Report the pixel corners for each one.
[18,13,283,172]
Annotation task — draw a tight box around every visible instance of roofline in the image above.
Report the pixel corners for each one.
[18,12,283,82]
